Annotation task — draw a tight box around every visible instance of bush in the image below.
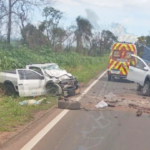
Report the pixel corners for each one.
[0,43,108,82]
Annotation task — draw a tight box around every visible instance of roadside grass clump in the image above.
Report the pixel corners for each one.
[0,95,57,131]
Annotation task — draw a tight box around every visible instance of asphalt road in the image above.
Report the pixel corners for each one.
[1,74,150,150]
[30,75,150,150]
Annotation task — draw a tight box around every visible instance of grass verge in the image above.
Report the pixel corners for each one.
[0,96,57,132]
[67,54,108,83]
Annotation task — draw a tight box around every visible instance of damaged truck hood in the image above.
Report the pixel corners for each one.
[45,69,72,78]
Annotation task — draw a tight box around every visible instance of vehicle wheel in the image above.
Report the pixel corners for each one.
[108,74,111,81]
[46,84,58,96]
[4,83,15,96]
[142,81,150,96]
[137,83,142,91]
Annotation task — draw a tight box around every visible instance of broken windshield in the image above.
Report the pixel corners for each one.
[41,64,61,70]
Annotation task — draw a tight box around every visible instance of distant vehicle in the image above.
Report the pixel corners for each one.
[107,42,137,81]
[127,54,150,96]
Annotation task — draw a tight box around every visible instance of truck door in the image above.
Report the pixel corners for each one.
[16,69,46,97]
[127,56,148,85]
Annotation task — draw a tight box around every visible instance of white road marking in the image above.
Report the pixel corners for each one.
[21,70,107,150]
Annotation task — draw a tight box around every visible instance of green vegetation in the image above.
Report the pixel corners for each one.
[0,0,112,133]
[0,96,57,132]
[0,44,108,132]
[0,44,108,83]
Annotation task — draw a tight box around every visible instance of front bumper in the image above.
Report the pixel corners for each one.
[107,70,127,78]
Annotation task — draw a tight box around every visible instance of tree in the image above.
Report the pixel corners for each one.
[21,23,50,49]
[75,16,93,53]
[39,7,64,50]
[0,0,53,44]
[52,27,66,51]
[102,30,117,51]
[88,30,117,56]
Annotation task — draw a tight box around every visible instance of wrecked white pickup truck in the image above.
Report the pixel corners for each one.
[0,64,79,97]
[0,69,62,97]
[26,63,79,90]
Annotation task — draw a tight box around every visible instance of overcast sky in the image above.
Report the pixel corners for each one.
[53,0,150,37]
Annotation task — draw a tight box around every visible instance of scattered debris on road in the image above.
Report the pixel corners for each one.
[104,92,116,99]
[136,109,142,117]
[19,98,47,106]
[58,100,81,110]
[95,100,108,108]
[108,103,116,107]
[58,91,150,115]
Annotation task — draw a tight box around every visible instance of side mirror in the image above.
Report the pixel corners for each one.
[144,66,149,71]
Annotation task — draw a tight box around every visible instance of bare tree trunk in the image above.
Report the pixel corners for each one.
[7,0,12,44]
[76,34,82,53]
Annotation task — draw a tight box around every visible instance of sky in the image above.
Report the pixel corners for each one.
[52,0,150,38]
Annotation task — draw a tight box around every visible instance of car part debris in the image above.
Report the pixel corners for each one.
[128,103,139,108]
[58,100,81,110]
[106,100,118,103]
[108,103,116,107]
[136,109,142,117]
[129,103,150,115]
[104,92,116,99]
[63,86,76,97]
[19,98,46,106]
[95,100,108,108]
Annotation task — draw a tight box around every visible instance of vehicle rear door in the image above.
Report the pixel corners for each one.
[127,55,148,85]
[16,69,46,97]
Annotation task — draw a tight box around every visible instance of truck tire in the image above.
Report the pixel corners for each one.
[108,74,111,81]
[46,84,59,96]
[58,101,81,110]
[4,83,15,96]
[137,83,142,91]
[58,101,70,109]
[63,87,76,97]
[142,81,150,96]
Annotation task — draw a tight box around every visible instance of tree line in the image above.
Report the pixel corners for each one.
[0,0,117,56]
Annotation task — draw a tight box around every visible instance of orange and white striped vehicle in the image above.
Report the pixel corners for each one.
[107,42,137,81]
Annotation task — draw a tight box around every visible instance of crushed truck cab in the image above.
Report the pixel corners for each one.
[107,42,137,81]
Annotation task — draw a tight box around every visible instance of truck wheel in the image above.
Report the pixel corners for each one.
[108,74,111,81]
[64,87,76,97]
[4,83,15,96]
[137,83,142,91]
[46,84,59,96]
[142,81,150,96]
